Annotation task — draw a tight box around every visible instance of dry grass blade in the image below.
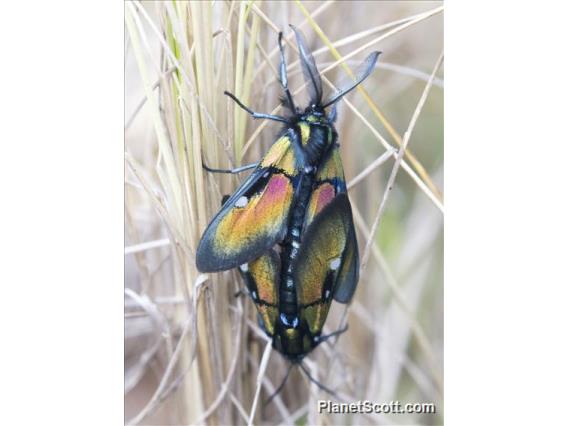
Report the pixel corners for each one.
[125,4,182,208]
[124,289,169,394]
[351,50,445,391]
[247,342,273,426]
[377,62,444,88]
[341,95,444,213]
[126,289,195,424]
[351,204,443,393]
[125,238,171,255]
[125,152,194,260]
[348,148,396,190]
[125,66,176,130]
[193,297,246,424]
[361,51,444,272]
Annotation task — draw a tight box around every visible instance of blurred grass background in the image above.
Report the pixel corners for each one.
[124,1,443,424]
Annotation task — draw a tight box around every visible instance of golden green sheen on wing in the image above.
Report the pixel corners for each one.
[303,303,332,335]
[257,305,278,335]
[249,255,279,305]
[296,217,346,336]
[296,217,346,304]
[212,174,293,256]
[259,136,298,175]
[245,252,280,336]
[316,146,345,182]
[294,193,357,334]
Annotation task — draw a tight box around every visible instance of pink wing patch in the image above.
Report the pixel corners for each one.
[264,174,290,202]
[305,182,337,227]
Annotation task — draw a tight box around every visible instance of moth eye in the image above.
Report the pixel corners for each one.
[330,257,341,271]
[239,263,249,272]
[235,196,249,208]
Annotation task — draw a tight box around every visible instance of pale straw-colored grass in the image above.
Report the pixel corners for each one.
[125,1,444,424]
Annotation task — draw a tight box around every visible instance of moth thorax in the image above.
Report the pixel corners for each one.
[303,123,333,165]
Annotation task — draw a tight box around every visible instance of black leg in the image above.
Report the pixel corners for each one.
[278,32,296,113]
[317,324,349,344]
[264,363,294,407]
[224,91,289,124]
[328,103,338,123]
[202,161,258,175]
[299,363,339,399]
[234,289,246,299]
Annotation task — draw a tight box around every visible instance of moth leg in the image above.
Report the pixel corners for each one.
[328,103,338,123]
[277,32,296,113]
[256,312,270,335]
[202,161,259,175]
[234,288,247,299]
[317,324,349,344]
[224,91,290,124]
[264,364,294,407]
[299,363,338,399]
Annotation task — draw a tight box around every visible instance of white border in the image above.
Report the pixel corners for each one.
[446,1,568,424]
[0,2,123,424]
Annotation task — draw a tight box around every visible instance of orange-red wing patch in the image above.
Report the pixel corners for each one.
[303,146,346,229]
[305,182,336,226]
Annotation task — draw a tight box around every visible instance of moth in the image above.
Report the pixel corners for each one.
[197,25,379,365]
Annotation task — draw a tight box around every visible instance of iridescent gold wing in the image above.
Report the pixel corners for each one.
[293,194,359,335]
[302,147,359,304]
[238,249,280,336]
[196,135,299,272]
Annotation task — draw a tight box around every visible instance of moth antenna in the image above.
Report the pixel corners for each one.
[264,363,294,407]
[321,51,381,109]
[278,32,296,113]
[289,24,323,105]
